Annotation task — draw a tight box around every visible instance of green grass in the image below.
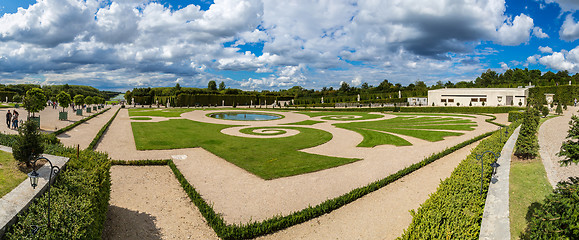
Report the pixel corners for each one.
[132,119,359,179]
[0,150,27,198]
[239,127,288,136]
[389,112,477,118]
[297,111,384,121]
[282,120,325,125]
[131,117,152,120]
[334,116,475,147]
[509,157,552,239]
[128,108,194,117]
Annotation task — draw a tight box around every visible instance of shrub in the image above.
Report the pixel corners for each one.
[12,120,44,166]
[508,111,524,122]
[563,104,568,110]
[521,177,579,239]
[541,106,549,117]
[556,102,563,115]
[558,115,579,166]
[514,108,540,159]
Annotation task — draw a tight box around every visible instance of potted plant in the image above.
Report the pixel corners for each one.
[74,95,84,115]
[56,91,72,120]
[23,88,47,127]
[85,96,94,113]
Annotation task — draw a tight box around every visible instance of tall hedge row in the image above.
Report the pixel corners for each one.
[0,134,111,239]
[529,85,579,105]
[288,106,523,114]
[174,94,278,107]
[508,110,525,122]
[398,122,519,239]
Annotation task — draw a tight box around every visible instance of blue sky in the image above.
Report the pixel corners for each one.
[1,0,579,91]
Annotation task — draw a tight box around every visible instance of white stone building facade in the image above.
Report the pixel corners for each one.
[428,88,529,107]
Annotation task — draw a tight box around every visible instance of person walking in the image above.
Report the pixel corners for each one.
[12,110,18,129]
[5,110,11,128]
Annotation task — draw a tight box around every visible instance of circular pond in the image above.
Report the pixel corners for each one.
[209,112,282,121]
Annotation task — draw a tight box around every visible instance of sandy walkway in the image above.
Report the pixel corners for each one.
[538,107,579,187]
[57,106,118,150]
[258,139,481,240]
[99,108,497,224]
[0,106,101,134]
[102,165,218,240]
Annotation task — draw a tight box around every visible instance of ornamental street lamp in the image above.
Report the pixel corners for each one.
[28,155,60,230]
[475,151,500,196]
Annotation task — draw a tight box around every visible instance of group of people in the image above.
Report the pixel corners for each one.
[5,110,19,129]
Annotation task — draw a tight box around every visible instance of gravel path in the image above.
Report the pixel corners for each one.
[57,106,118,150]
[538,107,579,187]
[0,106,100,135]
[102,165,218,240]
[99,108,496,224]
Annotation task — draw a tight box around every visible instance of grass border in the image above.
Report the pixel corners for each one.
[112,129,495,239]
[88,108,120,150]
[52,107,111,136]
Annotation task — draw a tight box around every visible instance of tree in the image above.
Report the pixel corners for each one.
[125,90,132,104]
[12,120,43,167]
[85,96,94,106]
[23,88,47,117]
[514,108,540,159]
[208,80,217,91]
[558,115,579,166]
[339,82,350,92]
[56,91,72,112]
[556,102,563,115]
[74,94,85,106]
[219,81,226,91]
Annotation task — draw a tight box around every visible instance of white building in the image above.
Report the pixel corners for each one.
[428,88,529,107]
[407,97,428,106]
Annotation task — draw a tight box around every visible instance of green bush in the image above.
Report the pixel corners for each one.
[3,140,111,239]
[509,111,524,122]
[399,123,519,239]
[556,102,563,115]
[522,177,579,239]
[12,120,44,165]
[514,108,540,159]
[541,106,549,117]
[558,115,579,166]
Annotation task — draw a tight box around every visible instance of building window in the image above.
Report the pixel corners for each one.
[471,98,478,102]
[441,99,447,102]
[480,98,487,102]
[448,99,454,103]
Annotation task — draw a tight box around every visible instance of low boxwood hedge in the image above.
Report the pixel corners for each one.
[113,130,495,239]
[509,110,524,122]
[1,135,111,240]
[53,107,111,136]
[288,106,523,114]
[398,122,519,239]
[87,108,120,150]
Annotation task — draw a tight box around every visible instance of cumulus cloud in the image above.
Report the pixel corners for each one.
[541,0,579,12]
[539,46,554,53]
[533,27,549,38]
[495,14,534,45]
[560,15,579,41]
[538,46,579,72]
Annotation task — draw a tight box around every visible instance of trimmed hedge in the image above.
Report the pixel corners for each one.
[87,108,120,150]
[1,136,111,239]
[53,107,111,136]
[509,110,525,122]
[290,106,523,114]
[398,122,520,239]
[113,130,494,239]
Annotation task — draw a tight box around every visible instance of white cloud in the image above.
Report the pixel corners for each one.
[495,14,534,45]
[542,0,579,12]
[538,46,579,72]
[351,76,362,86]
[539,46,554,53]
[560,15,579,41]
[527,55,539,64]
[533,27,549,38]
[500,62,509,70]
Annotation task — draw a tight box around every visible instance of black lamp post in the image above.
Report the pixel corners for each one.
[475,150,500,196]
[28,156,60,229]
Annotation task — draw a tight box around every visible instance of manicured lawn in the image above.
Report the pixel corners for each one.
[239,127,288,136]
[297,111,384,121]
[389,112,477,118]
[334,116,475,147]
[132,119,359,179]
[131,117,152,120]
[282,120,325,125]
[509,157,552,239]
[128,108,194,117]
[0,151,27,198]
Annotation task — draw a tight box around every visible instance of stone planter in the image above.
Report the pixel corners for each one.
[86,108,92,113]
[76,109,82,116]
[93,106,97,111]
[59,111,68,120]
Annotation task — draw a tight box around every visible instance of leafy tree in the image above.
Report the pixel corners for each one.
[124,90,132,104]
[56,91,72,112]
[23,88,47,117]
[84,96,94,106]
[12,120,43,167]
[12,94,22,103]
[558,115,579,166]
[208,80,217,91]
[339,82,350,92]
[219,81,226,91]
[74,94,85,106]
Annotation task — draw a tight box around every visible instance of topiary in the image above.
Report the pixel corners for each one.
[541,106,549,117]
[23,88,47,117]
[558,115,579,166]
[56,91,72,112]
[514,108,539,159]
[12,120,44,167]
[556,102,563,115]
